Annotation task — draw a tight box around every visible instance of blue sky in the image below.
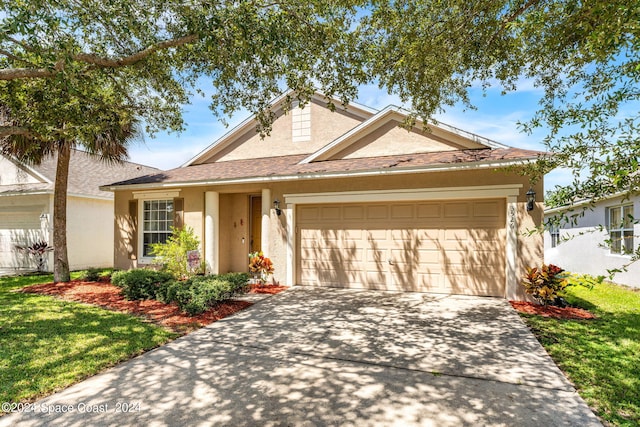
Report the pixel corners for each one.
[128,82,571,192]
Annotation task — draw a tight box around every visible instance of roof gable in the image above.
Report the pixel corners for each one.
[184,91,376,166]
[0,149,158,198]
[0,155,49,186]
[301,106,506,164]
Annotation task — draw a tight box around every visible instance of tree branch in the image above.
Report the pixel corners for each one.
[75,34,198,67]
[0,126,36,139]
[0,34,198,81]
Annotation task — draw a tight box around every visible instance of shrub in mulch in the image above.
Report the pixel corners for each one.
[510,300,596,320]
[19,279,280,333]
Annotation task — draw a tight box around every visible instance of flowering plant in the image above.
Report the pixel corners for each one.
[248,251,274,284]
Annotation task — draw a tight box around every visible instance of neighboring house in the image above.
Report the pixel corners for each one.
[545,194,640,288]
[102,91,543,300]
[0,149,157,273]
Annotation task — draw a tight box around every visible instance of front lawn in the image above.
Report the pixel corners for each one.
[518,280,640,426]
[0,273,178,409]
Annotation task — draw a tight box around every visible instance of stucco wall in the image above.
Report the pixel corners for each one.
[112,169,543,298]
[66,196,115,270]
[334,120,456,159]
[545,196,640,287]
[202,100,366,163]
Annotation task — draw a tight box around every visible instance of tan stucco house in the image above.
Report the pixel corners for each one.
[0,149,157,273]
[103,92,543,300]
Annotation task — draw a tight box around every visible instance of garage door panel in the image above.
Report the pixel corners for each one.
[297,199,505,296]
[417,203,441,218]
[390,204,414,219]
[390,248,440,265]
[0,210,44,269]
[367,205,388,219]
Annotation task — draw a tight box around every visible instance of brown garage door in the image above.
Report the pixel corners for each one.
[297,199,506,296]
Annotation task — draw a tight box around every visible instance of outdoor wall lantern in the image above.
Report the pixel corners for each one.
[273,199,282,216]
[526,187,536,211]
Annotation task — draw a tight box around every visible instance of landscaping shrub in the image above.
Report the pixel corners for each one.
[111,269,175,300]
[80,267,103,282]
[216,272,250,292]
[112,270,249,315]
[150,226,201,279]
[521,264,569,306]
[169,273,250,315]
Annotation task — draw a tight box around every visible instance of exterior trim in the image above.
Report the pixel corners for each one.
[545,191,638,214]
[101,158,536,192]
[134,190,182,264]
[285,184,522,292]
[285,203,295,287]
[505,196,519,300]
[133,189,181,199]
[284,185,522,205]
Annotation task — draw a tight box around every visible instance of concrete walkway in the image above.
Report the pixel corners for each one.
[1,287,601,426]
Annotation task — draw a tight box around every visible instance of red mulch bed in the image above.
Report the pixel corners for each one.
[510,301,596,320]
[20,279,286,333]
[248,284,289,294]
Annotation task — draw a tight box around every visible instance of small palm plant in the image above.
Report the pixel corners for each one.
[15,241,54,272]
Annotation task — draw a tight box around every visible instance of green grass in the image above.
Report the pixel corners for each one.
[0,273,178,409]
[519,279,640,426]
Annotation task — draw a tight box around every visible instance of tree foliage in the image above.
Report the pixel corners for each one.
[1,0,638,274]
[361,0,639,208]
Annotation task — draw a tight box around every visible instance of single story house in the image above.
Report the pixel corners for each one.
[545,193,640,288]
[0,149,157,273]
[102,91,543,300]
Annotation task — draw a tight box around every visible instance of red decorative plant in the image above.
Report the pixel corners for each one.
[521,264,569,306]
[248,251,274,284]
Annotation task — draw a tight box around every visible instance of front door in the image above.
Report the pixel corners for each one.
[250,196,262,253]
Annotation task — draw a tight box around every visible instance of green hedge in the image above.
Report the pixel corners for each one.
[171,273,250,315]
[112,270,250,316]
[111,269,175,300]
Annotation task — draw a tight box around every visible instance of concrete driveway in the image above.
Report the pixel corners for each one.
[1,287,600,426]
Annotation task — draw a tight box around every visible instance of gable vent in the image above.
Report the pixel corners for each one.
[292,101,311,142]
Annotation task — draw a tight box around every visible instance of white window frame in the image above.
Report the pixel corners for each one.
[133,190,181,263]
[549,225,560,248]
[607,203,634,255]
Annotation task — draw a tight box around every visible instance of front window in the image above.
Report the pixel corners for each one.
[608,204,634,255]
[142,199,173,257]
[550,225,560,248]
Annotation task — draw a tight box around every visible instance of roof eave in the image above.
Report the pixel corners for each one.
[102,156,538,192]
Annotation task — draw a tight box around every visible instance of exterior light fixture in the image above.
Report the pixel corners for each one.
[526,188,536,211]
[273,199,282,216]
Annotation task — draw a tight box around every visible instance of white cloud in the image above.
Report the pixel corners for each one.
[356,84,408,110]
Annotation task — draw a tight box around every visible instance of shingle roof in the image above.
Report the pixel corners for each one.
[104,147,542,188]
[0,149,158,198]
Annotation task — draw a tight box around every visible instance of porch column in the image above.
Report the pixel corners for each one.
[285,203,295,286]
[505,196,519,300]
[261,188,271,257]
[205,191,219,275]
